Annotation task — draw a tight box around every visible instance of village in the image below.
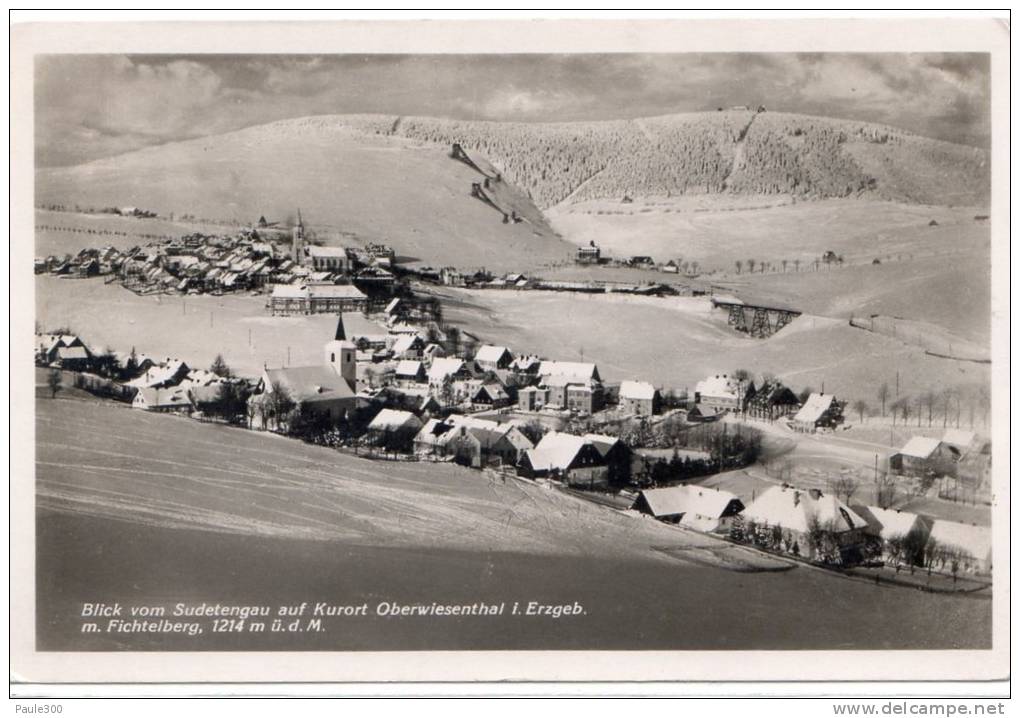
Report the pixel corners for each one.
[36,210,993,590]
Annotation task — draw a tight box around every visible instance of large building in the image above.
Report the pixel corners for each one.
[248,317,358,429]
[306,246,350,273]
[269,283,369,316]
[694,374,751,413]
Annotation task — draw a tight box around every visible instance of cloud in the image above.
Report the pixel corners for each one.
[34,53,991,167]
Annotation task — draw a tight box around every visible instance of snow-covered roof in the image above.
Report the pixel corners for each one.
[695,374,740,400]
[898,436,942,459]
[308,284,367,300]
[307,246,348,257]
[855,505,927,541]
[368,408,422,432]
[263,365,355,404]
[394,360,424,377]
[133,386,191,408]
[741,485,867,534]
[475,345,512,364]
[942,429,978,452]
[538,361,599,382]
[637,485,742,525]
[928,520,991,562]
[526,432,589,472]
[391,334,421,356]
[427,357,466,383]
[793,393,837,424]
[620,380,656,400]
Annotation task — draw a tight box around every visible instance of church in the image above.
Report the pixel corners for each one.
[247,316,358,431]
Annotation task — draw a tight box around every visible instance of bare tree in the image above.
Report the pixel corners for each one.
[735,259,743,275]
[851,399,869,424]
[747,258,756,274]
[830,475,859,505]
[793,259,801,273]
[46,369,62,399]
[782,259,788,273]
[877,382,890,417]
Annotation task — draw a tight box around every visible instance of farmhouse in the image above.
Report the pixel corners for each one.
[741,485,868,561]
[632,486,744,533]
[390,334,425,360]
[35,333,91,366]
[126,359,190,389]
[927,521,991,575]
[619,380,659,416]
[538,361,604,414]
[268,283,368,316]
[854,505,931,566]
[694,374,751,413]
[427,357,474,387]
[745,380,801,421]
[474,345,514,372]
[518,432,610,488]
[413,415,532,467]
[131,386,192,413]
[791,393,844,433]
[471,383,511,408]
[889,437,959,479]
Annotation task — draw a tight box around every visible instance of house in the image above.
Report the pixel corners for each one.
[854,505,931,566]
[471,383,511,408]
[517,432,610,488]
[510,355,541,375]
[517,385,548,412]
[745,380,801,421]
[248,317,358,429]
[889,437,958,478]
[632,486,744,533]
[740,485,868,562]
[584,433,632,485]
[131,386,193,413]
[427,357,473,388]
[366,408,424,450]
[390,334,425,360]
[694,374,751,413]
[413,415,533,467]
[537,361,604,414]
[53,345,92,371]
[394,360,427,384]
[35,333,90,366]
[126,359,190,389]
[306,246,350,273]
[474,345,514,372]
[619,380,659,416]
[791,392,844,433]
[926,520,991,575]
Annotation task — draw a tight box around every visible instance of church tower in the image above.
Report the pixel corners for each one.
[324,314,357,389]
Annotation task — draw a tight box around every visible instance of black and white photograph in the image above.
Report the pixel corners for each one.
[10,14,1010,694]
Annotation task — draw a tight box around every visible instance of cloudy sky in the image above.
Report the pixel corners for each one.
[35,53,990,167]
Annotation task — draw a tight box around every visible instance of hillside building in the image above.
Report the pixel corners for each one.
[889,437,959,479]
[694,374,752,413]
[791,393,844,433]
[633,486,745,533]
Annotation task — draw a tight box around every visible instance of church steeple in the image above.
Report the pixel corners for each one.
[334,314,346,341]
